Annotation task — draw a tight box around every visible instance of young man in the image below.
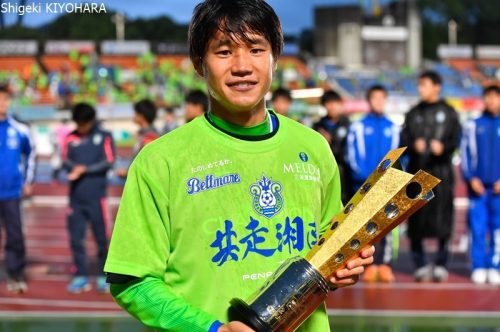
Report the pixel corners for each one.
[461,85,500,285]
[185,89,208,122]
[347,85,400,283]
[0,85,35,294]
[400,70,461,282]
[116,99,160,177]
[271,87,292,116]
[313,90,352,204]
[63,103,115,293]
[105,1,374,331]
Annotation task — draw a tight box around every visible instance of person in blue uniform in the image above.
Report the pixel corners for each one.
[461,85,500,285]
[347,85,400,282]
[0,85,36,294]
[62,102,115,293]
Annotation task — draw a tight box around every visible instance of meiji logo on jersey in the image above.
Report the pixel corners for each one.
[249,175,284,219]
[283,152,321,182]
[186,173,241,195]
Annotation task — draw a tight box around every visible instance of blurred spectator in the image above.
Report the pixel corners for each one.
[184,89,208,122]
[161,108,178,135]
[62,103,115,294]
[400,70,461,282]
[271,87,292,116]
[347,85,400,283]
[313,90,351,204]
[116,99,160,178]
[50,117,72,181]
[461,85,500,285]
[0,85,35,294]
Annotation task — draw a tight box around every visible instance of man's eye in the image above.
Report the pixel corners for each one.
[251,48,265,54]
[217,50,231,56]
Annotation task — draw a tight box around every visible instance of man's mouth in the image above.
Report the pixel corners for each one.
[227,81,257,91]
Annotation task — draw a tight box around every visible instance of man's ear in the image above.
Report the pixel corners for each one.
[273,59,278,72]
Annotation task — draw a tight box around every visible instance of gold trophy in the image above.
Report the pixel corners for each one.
[228,147,440,331]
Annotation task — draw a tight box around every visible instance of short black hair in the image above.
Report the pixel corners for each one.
[72,102,96,124]
[366,84,388,100]
[272,87,292,102]
[320,90,342,106]
[185,90,209,112]
[134,99,157,124]
[483,85,500,96]
[419,70,442,86]
[0,84,10,96]
[189,0,284,69]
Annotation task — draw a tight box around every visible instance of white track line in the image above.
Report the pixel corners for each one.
[343,282,498,291]
[0,311,128,318]
[30,196,121,206]
[0,298,118,309]
[327,309,500,318]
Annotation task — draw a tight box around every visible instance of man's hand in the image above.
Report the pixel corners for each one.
[218,321,255,332]
[23,184,33,197]
[494,180,500,194]
[414,138,426,154]
[329,245,375,288]
[430,139,444,156]
[470,177,485,196]
[68,165,87,181]
[116,168,128,178]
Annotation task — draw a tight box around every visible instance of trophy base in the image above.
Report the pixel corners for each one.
[227,257,329,332]
[228,298,273,332]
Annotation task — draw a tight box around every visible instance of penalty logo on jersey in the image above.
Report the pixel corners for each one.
[249,175,284,219]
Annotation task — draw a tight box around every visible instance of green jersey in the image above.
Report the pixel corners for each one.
[105,112,342,331]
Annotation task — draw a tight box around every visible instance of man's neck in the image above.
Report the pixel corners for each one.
[0,113,7,121]
[423,96,440,104]
[209,99,267,127]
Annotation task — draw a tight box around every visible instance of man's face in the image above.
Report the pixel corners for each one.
[484,91,500,115]
[368,90,387,114]
[418,78,441,102]
[133,112,144,126]
[0,92,10,119]
[197,30,275,114]
[273,96,291,115]
[324,100,343,119]
[76,121,93,135]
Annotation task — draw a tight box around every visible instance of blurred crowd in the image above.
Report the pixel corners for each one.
[0,52,327,109]
[0,69,499,294]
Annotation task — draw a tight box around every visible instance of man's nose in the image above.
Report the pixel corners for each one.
[231,51,252,76]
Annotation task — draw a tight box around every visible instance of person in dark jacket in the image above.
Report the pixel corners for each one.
[400,70,461,282]
[116,99,160,178]
[0,85,35,294]
[313,90,351,203]
[62,103,115,293]
[461,85,500,285]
